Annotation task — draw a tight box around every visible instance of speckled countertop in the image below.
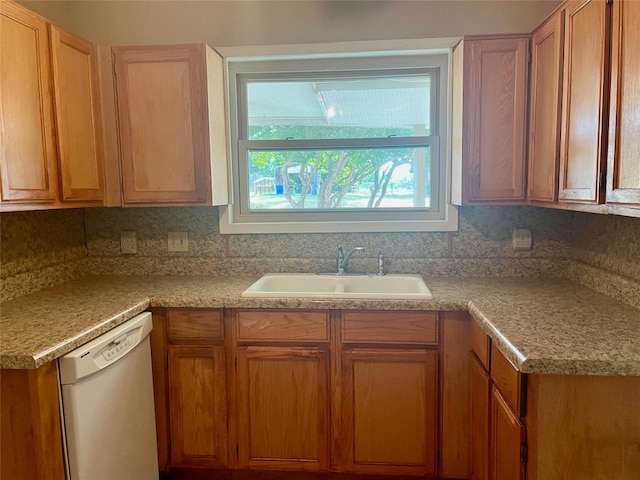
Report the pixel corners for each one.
[1,275,638,375]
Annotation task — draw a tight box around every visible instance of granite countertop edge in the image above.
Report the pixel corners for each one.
[1,275,638,375]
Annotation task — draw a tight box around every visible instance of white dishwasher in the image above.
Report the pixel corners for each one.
[59,312,159,480]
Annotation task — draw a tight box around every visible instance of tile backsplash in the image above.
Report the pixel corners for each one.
[79,205,573,278]
[1,205,638,305]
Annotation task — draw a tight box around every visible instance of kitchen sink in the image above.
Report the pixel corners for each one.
[241,273,433,300]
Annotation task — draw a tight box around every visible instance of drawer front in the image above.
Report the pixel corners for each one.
[168,309,223,343]
[470,320,491,369]
[342,311,438,345]
[490,343,525,415]
[236,310,329,342]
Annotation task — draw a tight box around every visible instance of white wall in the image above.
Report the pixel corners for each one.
[22,0,560,46]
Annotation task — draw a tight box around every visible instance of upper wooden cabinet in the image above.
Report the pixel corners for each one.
[113,45,229,206]
[0,1,104,210]
[528,11,564,203]
[606,0,640,212]
[0,2,58,205]
[452,35,530,205]
[558,0,611,204]
[49,26,104,202]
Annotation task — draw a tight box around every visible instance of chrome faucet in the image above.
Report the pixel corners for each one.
[337,245,365,274]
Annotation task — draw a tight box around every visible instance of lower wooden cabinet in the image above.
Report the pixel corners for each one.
[236,346,330,471]
[490,386,526,480]
[341,348,438,476]
[469,353,490,480]
[168,345,227,468]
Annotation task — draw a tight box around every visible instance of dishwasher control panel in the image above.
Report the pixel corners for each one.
[102,334,134,361]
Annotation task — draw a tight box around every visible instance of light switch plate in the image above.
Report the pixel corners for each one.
[168,232,189,252]
[512,228,532,251]
[120,231,137,254]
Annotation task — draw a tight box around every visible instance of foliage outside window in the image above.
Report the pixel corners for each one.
[221,52,457,233]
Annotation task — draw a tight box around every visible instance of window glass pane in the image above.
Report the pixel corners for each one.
[247,146,432,210]
[247,75,431,140]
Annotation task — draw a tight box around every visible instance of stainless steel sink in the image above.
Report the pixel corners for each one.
[241,273,433,299]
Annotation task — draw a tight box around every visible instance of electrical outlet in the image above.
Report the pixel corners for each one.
[168,232,188,252]
[120,231,137,254]
[512,228,532,251]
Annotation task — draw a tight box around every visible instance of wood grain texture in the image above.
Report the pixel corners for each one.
[95,45,122,206]
[0,1,58,203]
[528,11,564,203]
[470,318,490,369]
[342,311,438,345]
[527,374,640,480]
[606,0,640,208]
[0,362,65,480]
[168,308,224,343]
[342,348,438,476]
[150,309,170,473]
[236,346,330,471]
[489,386,525,480]
[559,0,610,203]
[490,344,525,416]
[114,45,212,205]
[236,310,329,342]
[49,25,104,203]
[440,312,470,479]
[168,345,228,468]
[464,36,529,204]
[469,353,490,480]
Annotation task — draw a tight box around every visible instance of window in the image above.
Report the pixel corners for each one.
[221,47,457,233]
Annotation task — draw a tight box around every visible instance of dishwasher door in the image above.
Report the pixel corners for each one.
[59,312,158,480]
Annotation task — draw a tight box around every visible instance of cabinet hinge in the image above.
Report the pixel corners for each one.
[520,443,528,466]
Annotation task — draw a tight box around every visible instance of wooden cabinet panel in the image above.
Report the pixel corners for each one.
[459,36,529,204]
[342,348,438,476]
[490,386,526,480]
[168,345,227,468]
[559,0,611,203]
[342,311,438,345]
[470,318,491,369]
[606,0,640,209]
[528,11,564,203]
[490,343,525,416]
[168,309,223,343]
[49,25,104,202]
[470,353,490,480]
[237,346,329,471]
[236,310,329,342]
[0,362,65,480]
[0,2,57,204]
[113,44,228,206]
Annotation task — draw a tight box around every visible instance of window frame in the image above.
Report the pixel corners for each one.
[220,46,458,233]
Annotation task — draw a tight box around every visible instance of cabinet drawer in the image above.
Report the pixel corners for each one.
[236,310,329,342]
[470,320,491,369]
[342,311,438,345]
[490,343,526,416]
[168,309,223,343]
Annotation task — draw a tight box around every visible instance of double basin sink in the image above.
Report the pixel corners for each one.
[242,273,433,300]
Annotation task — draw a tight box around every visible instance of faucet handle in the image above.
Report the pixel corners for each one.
[377,250,385,276]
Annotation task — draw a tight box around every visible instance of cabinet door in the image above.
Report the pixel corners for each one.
[168,345,227,468]
[50,26,104,203]
[470,353,490,480]
[490,386,526,480]
[0,2,58,203]
[464,37,529,204]
[342,348,438,476]
[528,12,564,203]
[114,45,211,205]
[559,0,611,203]
[236,346,330,471]
[606,0,640,209]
